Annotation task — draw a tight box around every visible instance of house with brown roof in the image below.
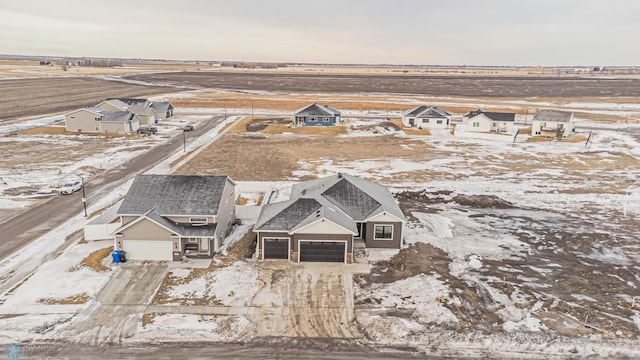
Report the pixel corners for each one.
[254,174,405,263]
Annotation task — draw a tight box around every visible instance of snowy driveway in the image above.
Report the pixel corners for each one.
[63,263,168,344]
[247,262,362,338]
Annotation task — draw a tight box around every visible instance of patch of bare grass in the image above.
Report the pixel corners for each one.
[37,293,90,305]
[236,194,264,206]
[69,246,112,273]
[169,149,197,168]
[142,312,164,327]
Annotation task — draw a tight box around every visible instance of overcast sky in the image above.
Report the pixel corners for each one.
[0,0,638,66]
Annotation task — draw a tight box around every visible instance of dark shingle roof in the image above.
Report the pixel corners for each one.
[467,109,515,122]
[256,198,322,231]
[151,102,174,113]
[118,175,229,216]
[403,106,451,118]
[294,103,341,117]
[322,178,381,220]
[146,209,217,236]
[112,98,150,107]
[99,111,137,123]
[533,109,573,123]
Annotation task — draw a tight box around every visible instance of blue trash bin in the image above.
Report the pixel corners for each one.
[112,250,121,263]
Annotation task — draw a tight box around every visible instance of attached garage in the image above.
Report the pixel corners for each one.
[263,238,290,259]
[298,240,346,263]
[123,240,173,261]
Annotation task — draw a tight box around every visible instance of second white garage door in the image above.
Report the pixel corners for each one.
[123,240,173,261]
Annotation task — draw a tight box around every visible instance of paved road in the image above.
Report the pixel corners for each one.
[0,116,223,263]
[15,341,434,359]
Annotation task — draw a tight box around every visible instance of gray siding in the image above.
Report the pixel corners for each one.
[365,221,402,249]
[214,179,236,249]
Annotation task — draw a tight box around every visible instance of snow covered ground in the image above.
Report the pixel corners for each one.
[0,90,639,357]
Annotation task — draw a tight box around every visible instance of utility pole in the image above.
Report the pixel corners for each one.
[251,100,254,118]
[79,175,87,217]
[182,130,186,152]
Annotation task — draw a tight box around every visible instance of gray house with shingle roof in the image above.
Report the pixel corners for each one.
[293,103,341,126]
[111,174,236,261]
[402,106,452,129]
[531,109,574,138]
[254,174,405,263]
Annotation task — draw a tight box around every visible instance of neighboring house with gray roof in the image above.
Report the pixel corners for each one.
[462,109,517,133]
[402,106,452,129]
[254,174,405,263]
[293,103,341,126]
[111,174,236,261]
[96,99,130,112]
[150,101,174,119]
[64,107,140,134]
[531,109,574,138]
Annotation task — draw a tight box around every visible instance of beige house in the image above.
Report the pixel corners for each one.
[96,99,129,112]
[65,107,140,134]
[129,105,157,126]
[111,175,236,261]
[531,109,575,138]
[254,174,405,263]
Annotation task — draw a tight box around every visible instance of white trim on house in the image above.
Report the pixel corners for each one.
[292,217,357,235]
[110,214,177,237]
[261,236,291,260]
[373,224,394,241]
[297,239,348,264]
[363,211,405,223]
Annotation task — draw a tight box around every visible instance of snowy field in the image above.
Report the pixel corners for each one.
[0,89,639,357]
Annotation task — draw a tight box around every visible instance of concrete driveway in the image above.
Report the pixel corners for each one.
[63,263,167,344]
[248,262,362,338]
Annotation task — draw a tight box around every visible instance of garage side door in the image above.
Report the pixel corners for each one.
[299,241,346,263]
[263,238,289,259]
[123,240,173,261]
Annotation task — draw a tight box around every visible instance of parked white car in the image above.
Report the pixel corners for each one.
[59,181,82,195]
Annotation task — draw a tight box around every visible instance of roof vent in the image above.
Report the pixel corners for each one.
[337,173,343,178]
[301,189,306,195]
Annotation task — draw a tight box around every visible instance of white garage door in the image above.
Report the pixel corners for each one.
[123,240,173,261]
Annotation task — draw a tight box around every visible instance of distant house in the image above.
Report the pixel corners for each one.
[150,102,174,119]
[128,105,157,126]
[293,103,341,126]
[111,175,236,261]
[462,109,516,133]
[254,174,406,263]
[99,98,174,121]
[96,99,129,112]
[402,106,451,128]
[531,109,574,138]
[65,107,140,134]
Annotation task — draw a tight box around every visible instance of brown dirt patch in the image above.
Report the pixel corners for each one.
[69,246,112,273]
[37,293,90,305]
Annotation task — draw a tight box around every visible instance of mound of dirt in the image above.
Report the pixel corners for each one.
[365,243,452,284]
[452,194,513,208]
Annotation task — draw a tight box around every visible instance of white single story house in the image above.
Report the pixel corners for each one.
[462,109,516,133]
[402,106,452,129]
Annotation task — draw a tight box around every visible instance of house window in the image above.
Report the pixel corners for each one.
[374,225,393,240]
[323,117,331,122]
[557,123,564,130]
[422,119,429,124]
[189,217,208,224]
[309,117,316,122]
[436,120,443,124]
[472,122,480,127]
